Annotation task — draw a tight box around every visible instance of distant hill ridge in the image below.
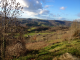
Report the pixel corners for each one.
[18,18,72,27]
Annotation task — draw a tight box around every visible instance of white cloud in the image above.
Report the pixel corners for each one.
[39,9,50,15]
[76,18,80,20]
[36,1,39,4]
[23,0,46,12]
[16,0,44,12]
[60,7,66,10]
[26,11,38,16]
[24,9,50,17]
[16,0,27,7]
[53,15,56,17]
[44,5,53,8]
[74,18,80,22]
[58,17,66,20]
[44,5,49,8]
[16,0,52,18]
[77,13,80,17]
[57,14,60,17]
[49,14,56,17]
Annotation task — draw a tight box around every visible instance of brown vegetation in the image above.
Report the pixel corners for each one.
[26,42,48,50]
[5,41,26,58]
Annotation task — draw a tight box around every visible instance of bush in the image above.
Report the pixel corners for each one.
[5,40,26,59]
[70,20,80,39]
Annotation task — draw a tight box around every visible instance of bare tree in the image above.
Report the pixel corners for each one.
[0,0,23,60]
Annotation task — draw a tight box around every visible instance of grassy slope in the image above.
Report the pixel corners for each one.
[13,39,80,60]
[12,27,80,60]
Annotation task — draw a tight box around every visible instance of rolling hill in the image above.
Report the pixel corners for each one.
[18,18,72,27]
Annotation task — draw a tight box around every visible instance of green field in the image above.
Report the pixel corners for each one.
[24,32,54,37]
[28,27,37,31]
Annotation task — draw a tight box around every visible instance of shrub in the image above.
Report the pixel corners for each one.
[70,20,80,39]
[5,40,26,59]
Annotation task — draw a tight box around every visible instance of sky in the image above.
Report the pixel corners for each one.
[16,0,80,21]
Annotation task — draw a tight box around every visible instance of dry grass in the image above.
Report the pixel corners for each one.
[25,30,69,51]
[53,53,80,60]
[25,42,49,50]
[62,33,70,41]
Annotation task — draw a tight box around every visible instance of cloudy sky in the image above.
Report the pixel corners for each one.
[17,0,80,21]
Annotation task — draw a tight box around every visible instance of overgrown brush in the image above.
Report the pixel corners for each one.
[69,20,80,39]
[62,20,80,41]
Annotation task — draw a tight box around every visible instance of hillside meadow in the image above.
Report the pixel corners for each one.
[0,19,80,60]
